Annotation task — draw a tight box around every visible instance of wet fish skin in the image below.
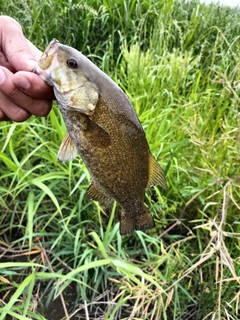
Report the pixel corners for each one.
[35,39,166,235]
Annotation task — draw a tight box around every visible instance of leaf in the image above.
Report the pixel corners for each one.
[0,276,11,285]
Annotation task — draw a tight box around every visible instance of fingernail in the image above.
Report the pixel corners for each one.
[0,68,6,84]
[17,77,30,90]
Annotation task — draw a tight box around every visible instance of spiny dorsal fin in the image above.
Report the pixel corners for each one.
[147,154,166,189]
[57,133,78,162]
[86,182,112,202]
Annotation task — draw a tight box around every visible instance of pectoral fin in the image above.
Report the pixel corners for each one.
[85,118,111,148]
[57,133,78,162]
[147,154,166,189]
[86,182,111,202]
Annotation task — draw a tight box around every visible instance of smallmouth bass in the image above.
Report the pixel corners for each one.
[34,39,166,235]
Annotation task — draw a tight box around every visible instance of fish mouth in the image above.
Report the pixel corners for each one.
[32,39,60,74]
[32,39,61,84]
[41,39,60,59]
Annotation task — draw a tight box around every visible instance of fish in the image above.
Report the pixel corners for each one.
[34,39,166,235]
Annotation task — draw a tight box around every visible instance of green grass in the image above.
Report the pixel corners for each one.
[0,0,240,319]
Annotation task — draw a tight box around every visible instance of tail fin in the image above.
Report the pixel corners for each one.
[120,206,155,235]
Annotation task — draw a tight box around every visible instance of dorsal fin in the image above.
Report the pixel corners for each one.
[147,154,166,189]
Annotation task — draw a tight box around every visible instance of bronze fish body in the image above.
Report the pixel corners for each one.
[35,39,166,235]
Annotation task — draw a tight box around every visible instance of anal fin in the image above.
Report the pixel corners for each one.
[86,182,111,202]
[147,154,166,189]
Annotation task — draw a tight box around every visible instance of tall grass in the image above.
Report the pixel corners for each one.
[0,0,240,319]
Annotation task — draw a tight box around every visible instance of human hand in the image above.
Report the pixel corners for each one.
[0,16,54,122]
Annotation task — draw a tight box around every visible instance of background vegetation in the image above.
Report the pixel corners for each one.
[0,0,239,319]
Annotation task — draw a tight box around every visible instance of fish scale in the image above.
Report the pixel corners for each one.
[34,39,166,235]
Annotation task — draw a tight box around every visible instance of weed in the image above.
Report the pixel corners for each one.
[0,0,239,319]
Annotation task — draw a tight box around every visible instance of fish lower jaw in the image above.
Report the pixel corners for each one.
[60,84,85,95]
[59,104,94,116]
[33,67,53,86]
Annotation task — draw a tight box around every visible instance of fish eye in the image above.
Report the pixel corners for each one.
[67,58,78,69]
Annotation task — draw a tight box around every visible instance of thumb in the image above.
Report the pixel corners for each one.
[7,42,37,72]
[0,16,39,72]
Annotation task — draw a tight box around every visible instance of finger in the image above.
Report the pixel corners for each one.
[0,51,14,71]
[26,39,42,60]
[0,90,31,122]
[0,108,10,121]
[13,71,55,100]
[0,67,52,119]
[0,16,39,72]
